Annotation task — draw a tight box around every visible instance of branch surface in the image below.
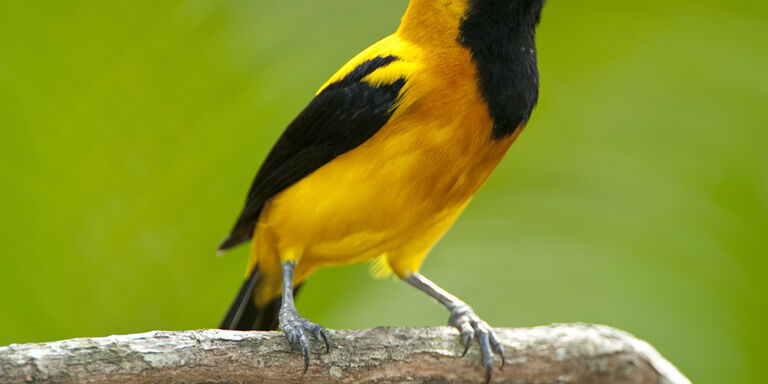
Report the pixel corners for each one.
[0,324,690,384]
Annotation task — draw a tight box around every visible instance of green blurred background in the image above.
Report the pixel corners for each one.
[1,0,766,383]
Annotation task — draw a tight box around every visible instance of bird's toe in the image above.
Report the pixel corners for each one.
[280,311,330,374]
[448,304,505,383]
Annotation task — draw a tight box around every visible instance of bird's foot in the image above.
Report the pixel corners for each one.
[449,303,505,383]
[279,308,330,374]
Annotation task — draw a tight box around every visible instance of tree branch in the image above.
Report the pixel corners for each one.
[0,324,689,383]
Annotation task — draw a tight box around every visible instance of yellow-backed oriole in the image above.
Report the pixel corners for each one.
[219,1,545,381]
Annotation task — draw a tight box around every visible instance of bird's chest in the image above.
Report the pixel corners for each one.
[261,56,520,251]
[387,72,519,206]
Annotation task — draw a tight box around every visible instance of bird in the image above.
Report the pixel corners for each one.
[218,0,545,382]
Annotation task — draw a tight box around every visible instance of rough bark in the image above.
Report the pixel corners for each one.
[0,324,690,384]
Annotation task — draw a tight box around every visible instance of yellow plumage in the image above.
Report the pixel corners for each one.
[247,0,525,306]
[219,0,546,379]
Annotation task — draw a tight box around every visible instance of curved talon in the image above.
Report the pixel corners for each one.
[461,332,474,357]
[448,304,504,383]
[478,330,494,383]
[280,310,329,374]
[315,327,330,353]
[301,344,310,374]
[459,321,474,357]
[489,332,506,369]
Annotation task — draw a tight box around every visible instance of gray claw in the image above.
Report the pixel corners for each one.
[279,309,330,374]
[489,332,506,369]
[462,332,474,357]
[314,326,330,353]
[478,330,494,382]
[448,304,504,383]
[301,344,310,374]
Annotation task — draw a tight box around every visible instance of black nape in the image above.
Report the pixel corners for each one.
[459,0,545,139]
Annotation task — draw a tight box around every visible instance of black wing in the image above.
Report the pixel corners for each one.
[219,55,406,251]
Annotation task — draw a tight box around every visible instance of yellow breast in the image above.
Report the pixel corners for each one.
[249,32,522,304]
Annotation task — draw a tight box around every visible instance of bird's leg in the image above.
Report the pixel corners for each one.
[278,261,329,373]
[405,272,505,383]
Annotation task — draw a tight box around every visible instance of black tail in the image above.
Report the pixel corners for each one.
[219,266,302,331]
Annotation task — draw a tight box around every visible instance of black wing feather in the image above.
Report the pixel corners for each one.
[219,265,261,330]
[219,55,405,251]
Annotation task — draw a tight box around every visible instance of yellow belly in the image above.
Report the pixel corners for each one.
[246,33,524,305]
[249,87,521,304]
